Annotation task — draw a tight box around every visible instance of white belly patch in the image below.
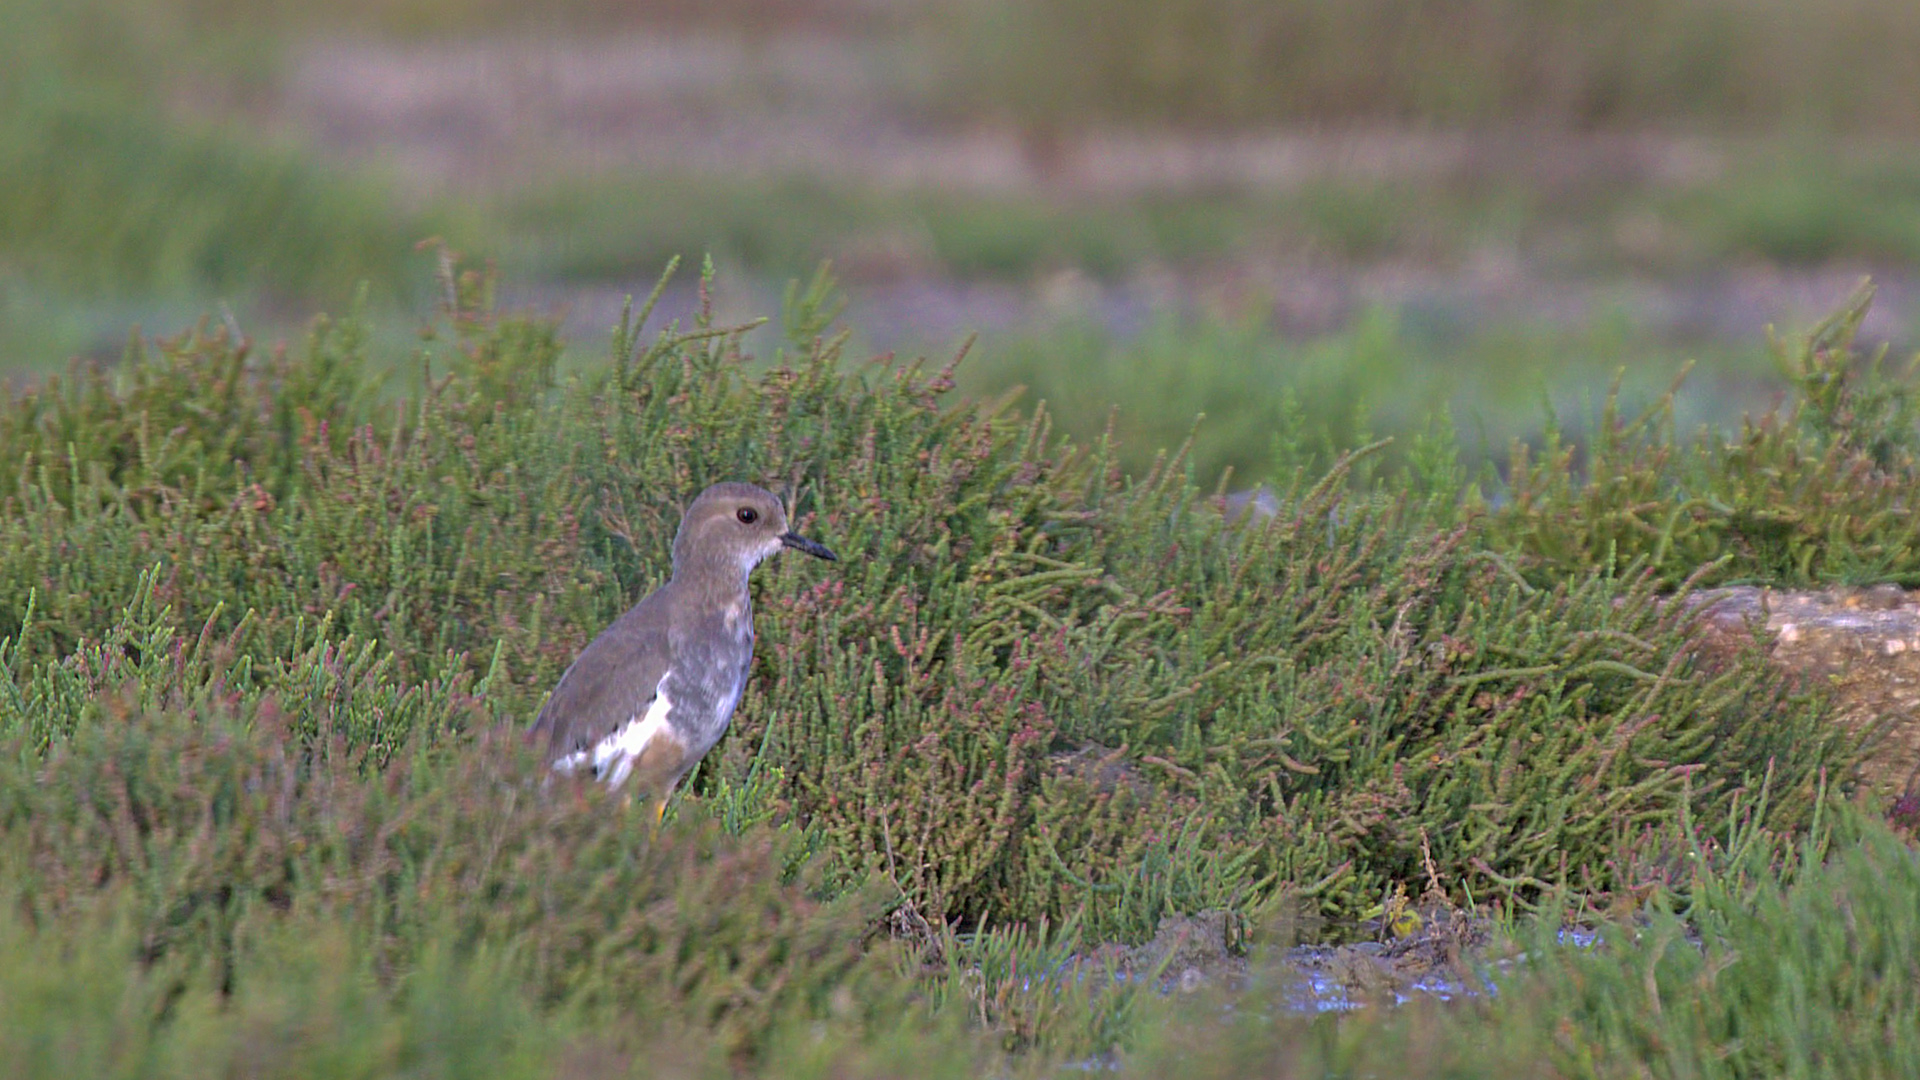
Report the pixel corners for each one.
[551,676,682,789]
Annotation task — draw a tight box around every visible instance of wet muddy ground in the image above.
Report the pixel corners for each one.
[1090,909,1504,1014]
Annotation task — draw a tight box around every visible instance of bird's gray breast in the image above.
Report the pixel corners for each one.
[664,610,754,758]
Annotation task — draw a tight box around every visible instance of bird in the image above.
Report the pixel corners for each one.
[529,482,837,823]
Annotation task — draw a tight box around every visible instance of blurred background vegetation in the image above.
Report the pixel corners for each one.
[4,0,1920,480]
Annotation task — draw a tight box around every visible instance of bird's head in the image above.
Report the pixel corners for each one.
[671,482,838,580]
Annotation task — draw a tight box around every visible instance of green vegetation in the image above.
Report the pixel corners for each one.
[0,261,1913,1072]
[11,0,1920,331]
[0,0,439,308]
[978,281,1920,590]
[1489,283,1920,587]
[944,0,1920,132]
[1129,810,1920,1079]
[5,794,1919,1077]
[0,93,425,300]
[0,256,1866,927]
[498,143,1920,284]
[69,0,1920,135]
[958,305,1775,486]
[7,2,1920,1068]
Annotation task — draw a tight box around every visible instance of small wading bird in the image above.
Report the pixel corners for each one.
[529,482,837,822]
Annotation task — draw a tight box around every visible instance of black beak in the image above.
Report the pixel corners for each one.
[780,532,838,561]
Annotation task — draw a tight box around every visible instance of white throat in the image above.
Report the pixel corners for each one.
[741,536,784,575]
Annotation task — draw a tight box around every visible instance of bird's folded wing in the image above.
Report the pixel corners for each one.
[529,612,672,759]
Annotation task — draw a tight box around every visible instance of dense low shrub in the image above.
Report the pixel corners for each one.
[0,257,1880,945]
[0,701,913,1068]
[1487,281,1920,587]
[0,258,1913,1072]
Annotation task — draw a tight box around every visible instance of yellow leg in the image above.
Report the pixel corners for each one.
[613,785,666,835]
[647,777,679,833]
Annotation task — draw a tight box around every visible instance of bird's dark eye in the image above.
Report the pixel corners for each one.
[736,507,758,525]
